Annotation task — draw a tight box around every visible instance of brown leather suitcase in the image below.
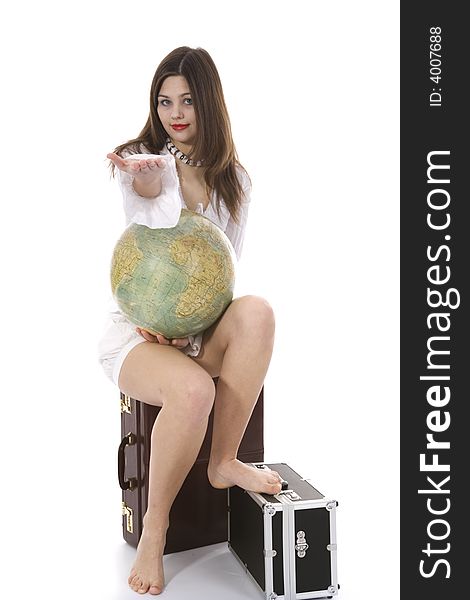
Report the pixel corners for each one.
[118,380,264,554]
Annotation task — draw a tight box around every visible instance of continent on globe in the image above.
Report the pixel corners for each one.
[169,228,233,317]
[110,209,236,339]
[110,228,143,295]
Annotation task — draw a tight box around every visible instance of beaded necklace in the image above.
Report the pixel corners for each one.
[165,137,204,167]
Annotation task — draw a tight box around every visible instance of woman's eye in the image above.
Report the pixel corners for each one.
[184,98,193,105]
[159,99,170,106]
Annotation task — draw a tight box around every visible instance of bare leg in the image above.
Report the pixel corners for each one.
[193,295,283,494]
[116,295,279,594]
[118,342,216,595]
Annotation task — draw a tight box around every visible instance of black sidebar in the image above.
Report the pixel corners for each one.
[401,2,467,598]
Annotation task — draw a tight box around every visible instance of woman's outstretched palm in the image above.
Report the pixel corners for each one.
[107,152,167,181]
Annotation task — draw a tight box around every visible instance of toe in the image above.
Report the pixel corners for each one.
[128,570,137,585]
[130,576,142,591]
[268,473,281,485]
[149,584,162,595]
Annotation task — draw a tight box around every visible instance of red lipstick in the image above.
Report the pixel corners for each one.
[171,124,189,131]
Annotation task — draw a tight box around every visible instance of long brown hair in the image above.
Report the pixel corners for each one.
[110,46,250,223]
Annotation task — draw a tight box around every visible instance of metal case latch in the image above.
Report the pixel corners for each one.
[295,530,309,558]
[282,490,301,501]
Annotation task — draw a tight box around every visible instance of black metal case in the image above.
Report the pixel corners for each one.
[228,463,339,600]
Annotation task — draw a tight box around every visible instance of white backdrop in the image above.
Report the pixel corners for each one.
[0,1,399,598]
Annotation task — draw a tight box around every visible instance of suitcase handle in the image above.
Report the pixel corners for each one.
[118,432,138,491]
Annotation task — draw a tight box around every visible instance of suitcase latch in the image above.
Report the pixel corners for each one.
[122,501,134,533]
[120,394,132,414]
[295,530,309,558]
[277,490,301,501]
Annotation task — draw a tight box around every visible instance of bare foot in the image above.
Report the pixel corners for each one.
[207,459,282,494]
[128,518,168,595]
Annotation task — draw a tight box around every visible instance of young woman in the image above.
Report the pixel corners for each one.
[99,46,282,595]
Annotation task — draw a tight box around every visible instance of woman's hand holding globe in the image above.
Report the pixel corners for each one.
[135,327,190,348]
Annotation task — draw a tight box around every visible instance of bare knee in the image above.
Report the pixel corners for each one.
[169,372,216,422]
[231,295,275,339]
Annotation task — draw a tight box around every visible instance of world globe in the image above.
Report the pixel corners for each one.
[110,209,236,339]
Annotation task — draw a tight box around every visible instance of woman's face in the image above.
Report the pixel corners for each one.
[157,75,197,150]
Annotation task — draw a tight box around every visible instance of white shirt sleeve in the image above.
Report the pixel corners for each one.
[117,150,181,228]
[223,170,251,260]
[114,148,251,257]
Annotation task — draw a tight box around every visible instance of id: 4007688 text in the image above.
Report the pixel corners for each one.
[429,27,442,108]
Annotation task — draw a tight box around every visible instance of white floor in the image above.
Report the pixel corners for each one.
[112,539,337,600]
[115,541,269,600]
